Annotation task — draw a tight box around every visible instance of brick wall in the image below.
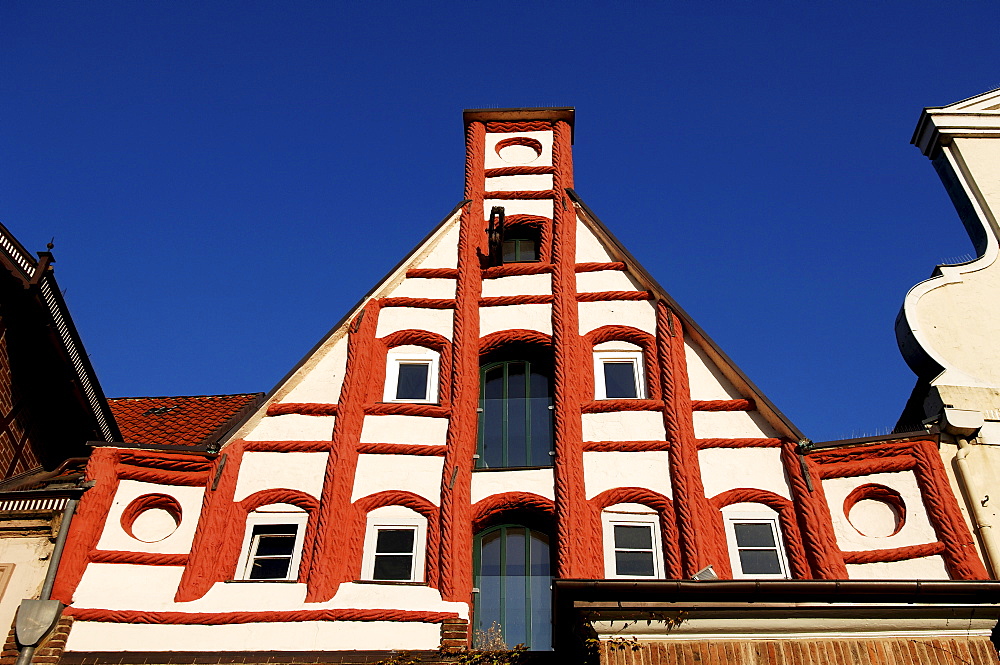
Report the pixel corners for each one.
[0,615,72,665]
[599,637,1000,665]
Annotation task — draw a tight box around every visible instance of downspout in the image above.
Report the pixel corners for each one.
[14,490,85,665]
[954,436,1000,578]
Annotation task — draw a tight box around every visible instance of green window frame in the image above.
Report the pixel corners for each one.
[473,525,552,651]
[477,360,553,468]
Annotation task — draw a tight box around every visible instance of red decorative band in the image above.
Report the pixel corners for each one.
[486,121,551,133]
[364,403,450,418]
[471,492,555,533]
[574,262,626,273]
[118,468,208,487]
[405,268,458,279]
[842,541,945,564]
[116,453,212,473]
[501,214,551,229]
[479,295,553,307]
[484,166,555,177]
[817,455,917,480]
[89,550,188,566]
[63,607,460,625]
[379,297,455,309]
[266,403,338,417]
[582,440,670,452]
[484,190,555,200]
[380,329,451,350]
[696,438,783,449]
[481,264,552,279]
[240,488,320,513]
[576,291,653,302]
[242,440,330,452]
[479,329,553,356]
[843,483,906,536]
[691,399,755,411]
[581,400,665,414]
[357,443,446,456]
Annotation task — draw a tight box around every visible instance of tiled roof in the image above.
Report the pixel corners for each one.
[108,393,263,447]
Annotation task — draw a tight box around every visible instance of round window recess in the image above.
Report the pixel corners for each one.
[844,484,905,538]
[495,137,543,165]
[121,494,182,543]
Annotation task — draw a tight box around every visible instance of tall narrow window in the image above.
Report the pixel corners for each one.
[474,525,552,651]
[478,359,553,468]
[235,508,308,581]
[724,511,789,579]
[594,351,645,400]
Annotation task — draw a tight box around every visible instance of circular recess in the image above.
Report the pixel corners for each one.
[844,484,905,538]
[121,494,182,543]
[495,137,543,165]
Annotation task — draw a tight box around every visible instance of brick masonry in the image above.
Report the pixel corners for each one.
[0,615,73,665]
[599,637,1000,665]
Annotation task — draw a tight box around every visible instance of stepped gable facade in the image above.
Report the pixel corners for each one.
[43,108,998,662]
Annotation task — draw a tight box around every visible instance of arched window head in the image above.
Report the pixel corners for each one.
[360,505,427,583]
[235,503,308,581]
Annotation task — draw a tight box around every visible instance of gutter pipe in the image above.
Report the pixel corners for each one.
[955,436,1000,578]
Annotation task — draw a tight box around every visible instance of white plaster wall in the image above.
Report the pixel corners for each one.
[351,454,444,504]
[233,452,329,502]
[576,270,642,293]
[685,339,742,401]
[244,415,336,442]
[480,273,552,298]
[485,174,553,191]
[822,471,939,552]
[482,199,553,219]
[65,620,443,652]
[411,222,459,270]
[280,335,349,404]
[389,278,456,300]
[0,537,51,633]
[480,304,552,336]
[846,555,950,580]
[594,340,642,352]
[471,469,555,503]
[96,481,204,554]
[359,415,449,446]
[692,411,779,439]
[699,448,790,500]
[376,307,454,339]
[579,300,657,336]
[575,219,616,263]
[483,131,553,169]
[582,411,666,442]
[583,451,672,499]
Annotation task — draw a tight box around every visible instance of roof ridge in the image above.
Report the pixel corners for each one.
[109,392,264,401]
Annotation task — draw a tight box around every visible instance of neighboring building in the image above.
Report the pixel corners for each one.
[35,105,1000,664]
[897,86,1000,584]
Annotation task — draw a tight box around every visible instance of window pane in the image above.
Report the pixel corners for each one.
[479,530,502,577]
[253,533,296,557]
[505,528,526,577]
[529,531,551,577]
[376,528,414,554]
[604,362,638,398]
[614,524,653,549]
[249,557,292,580]
[253,524,298,536]
[734,522,776,548]
[395,363,429,400]
[615,550,655,576]
[739,549,782,575]
[373,554,413,580]
[518,239,538,261]
[502,240,517,263]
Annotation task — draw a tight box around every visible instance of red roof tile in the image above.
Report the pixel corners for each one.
[108,393,263,447]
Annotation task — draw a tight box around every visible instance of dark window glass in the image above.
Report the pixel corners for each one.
[249,557,292,580]
[372,528,416,581]
[615,550,655,577]
[734,522,776,548]
[603,361,638,398]
[246,523,299,580]
[613,524,656,577]
[478,360,553,469]
[733,521,785,576]
[373,554,413,580]
[376,528,415,553]
[395,363,430,400]
[614,525,652,549]
[738,549,782,575]
[253,534,295,557]
[501,236,539,263]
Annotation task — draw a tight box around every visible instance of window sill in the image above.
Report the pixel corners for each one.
[354,579,428,586]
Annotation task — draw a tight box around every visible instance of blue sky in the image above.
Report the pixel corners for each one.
[3,1,998,442]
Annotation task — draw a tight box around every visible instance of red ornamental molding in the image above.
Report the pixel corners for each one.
[843,483,907,537]
[575,262,626,273]
[479,329,553,357]
[690,399,755,412]
[576,291,653,302]
[483,165,555,177]
[63,607,460,625]
[484,190,555,200]
[588,487,680,578]
[842,541,946,565]
[481,264,552,279]
[381,329,450,351]
[485,121,551,133]
[120,493,182,539]
[357,443,446,456]
[478,295,553,307]
[818,456,917,480]
[118,467,209,487]
[406,268,459,279]
[581,399,665,414]
[267,403,339,417]
[116,452,212,473]
[582,440,670,452]
[242,440,330,452]
[471,491,555,533]
[364,403,450,418]
[379,297,456,309]
[696,438,783,449]
[89,550,188,566]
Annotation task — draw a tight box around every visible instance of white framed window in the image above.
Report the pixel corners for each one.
[723,507,790,579]
[360,506,427,582]
[601,504,663,579]
[384,347,439,403]
[593,350,645,400]
[235,506,309,581]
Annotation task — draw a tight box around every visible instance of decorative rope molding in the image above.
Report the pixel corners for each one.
[690,399,755,411]
[483,166,555,177]
[118,467,209,487]
[841,541,945,565]
[696,438,783,449]
[364,403,450,418]
[478,294,553,307]
[576,290,653,302]
[266,403,338,417]
[481,263,552,279]
[484,190,555,200]
[485,121,551,133]
[63,607,460,625]
[357,443,447,456]
[379,297,456,309]
[89,550,188,567]
[405,268,459,279]
[581,399,665,414]
[574,262,626,273]
[116,452,212,472]
[243,440,330,452]
[582,440,670,452]
[471,491,555,533]
[817,455,917,480]
[479,329,553,357]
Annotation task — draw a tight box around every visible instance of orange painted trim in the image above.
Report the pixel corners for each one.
[267,403,338,416]
[842,541,945,564]
[357,443,446,456]
[574,262,626,273]
[89,551,189,566]
[478,295,553,307]
[581,400,665,414]
[481,264,552,279]
[696,438,783,449]
[63,607,460,624]
[577,291,653,302]
[380,297,455,309]
[582,440,671,452]
[690,399,755,412]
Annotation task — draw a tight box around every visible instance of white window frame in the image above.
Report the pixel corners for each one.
[723,511,790,580]
[384,348,439,404]
[360,514,426,583]
[593,350,645,400]
[601,507,663,579]
[234,508,309,581]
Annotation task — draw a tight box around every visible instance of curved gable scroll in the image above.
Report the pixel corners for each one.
[709,488,809,579]
[584,325,659,400]
[588,487,679,578]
